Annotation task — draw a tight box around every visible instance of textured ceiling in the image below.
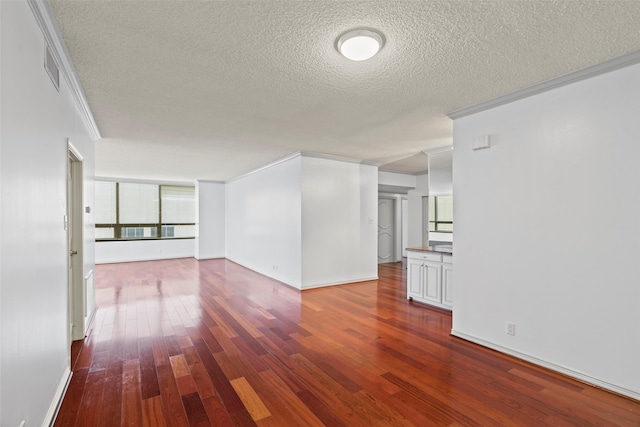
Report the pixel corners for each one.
[50,1,640,181]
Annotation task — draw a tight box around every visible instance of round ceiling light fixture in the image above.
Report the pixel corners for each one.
[337,29,384,61]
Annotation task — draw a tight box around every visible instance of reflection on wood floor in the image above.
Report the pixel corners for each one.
[55,258,640,426]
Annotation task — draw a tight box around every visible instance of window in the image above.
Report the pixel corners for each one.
[428,195,453,233]
[95,181,195,241]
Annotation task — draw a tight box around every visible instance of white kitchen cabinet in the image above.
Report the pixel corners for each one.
[422,261,442,304]
[407,249,452,311]
[442,258,453,309]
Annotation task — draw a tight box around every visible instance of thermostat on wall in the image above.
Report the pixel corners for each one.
[473,135,491,150]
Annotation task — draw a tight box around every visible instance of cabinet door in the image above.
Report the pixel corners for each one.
[423,261,441,304]
[442,264,453,308]
[407,259,423,298]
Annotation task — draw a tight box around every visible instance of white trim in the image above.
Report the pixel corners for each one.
[423,145,453,156]
[83,269,93,317]
[95,176,195,186]
[84,304,97,337]
[450,329,640,401]
[225,257,301,289]
[42,367,72,427]
[378,194,397,200]
[224,152,301,183]
[27,0,101,140]
[226,151,380,183]
[68,140,83,162]
[95,253,195,265]
[194,255,225,261]
[378,168,428,176]
[301,276,379,290]
[196,179,225,184]
[301,151,380,167]
[447,49,640,120]
[68,147,85,341]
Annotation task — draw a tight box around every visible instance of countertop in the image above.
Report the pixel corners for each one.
[406,246,453,255]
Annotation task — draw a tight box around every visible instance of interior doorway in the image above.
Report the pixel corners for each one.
[68,141,85,349]
[378,198,395,263]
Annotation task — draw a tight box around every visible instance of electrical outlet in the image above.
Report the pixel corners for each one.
[506,322,516,336]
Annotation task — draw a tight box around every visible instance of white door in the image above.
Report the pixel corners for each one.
[68,143,85,343]
[378,198,395,263]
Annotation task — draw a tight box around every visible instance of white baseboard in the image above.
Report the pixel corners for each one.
[301,276,379,290]
[225,257,302,289]
[43,367,72,427]
[194,255,225,261]
[451,329,640,401]
[84,304,98,337]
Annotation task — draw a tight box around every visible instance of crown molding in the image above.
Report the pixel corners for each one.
[95,177,195,186]
[300,151,380,167]
[423,145,453,156]
[226,151,380,183]
[378,168,428,176]
[196,180,225,184]
[28,0,101,140]
[225,152,301,183]
[447,49,640,120]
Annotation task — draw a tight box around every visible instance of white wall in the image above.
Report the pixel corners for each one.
[427,148,453,195]
[378,170,417,188]
[452,63,640,399]
[195,180,225,260]
[95,239,195,264]
[401,198,409,257]
[302,157,378,288]
[1,2,96,424]
[407,173,428,248]
[426,150,453,245]
[225,156,303,288]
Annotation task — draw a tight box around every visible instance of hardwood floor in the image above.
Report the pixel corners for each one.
[55,258,640,426]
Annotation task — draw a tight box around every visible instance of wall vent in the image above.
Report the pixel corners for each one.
[44,43,59,91]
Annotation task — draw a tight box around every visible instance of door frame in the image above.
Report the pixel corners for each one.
[68,140,85,343]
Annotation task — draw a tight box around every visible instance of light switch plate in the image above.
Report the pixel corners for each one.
[473,135,491,150]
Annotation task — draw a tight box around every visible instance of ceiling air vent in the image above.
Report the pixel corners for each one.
[44,43,59,91]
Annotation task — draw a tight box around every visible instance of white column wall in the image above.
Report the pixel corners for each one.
[95,239,195,264]
[1,2,96,425]
[407,173,429,248]
[378,170,417,188]
[195,181,225,260]
[301,157,378,288]
[225,157,303,288]
[452,63,640,398]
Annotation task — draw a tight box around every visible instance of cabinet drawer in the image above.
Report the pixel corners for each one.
[408,252,442,262]
[442,255,453,265]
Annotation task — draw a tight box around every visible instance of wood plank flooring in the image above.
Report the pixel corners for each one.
[54,258,640,426]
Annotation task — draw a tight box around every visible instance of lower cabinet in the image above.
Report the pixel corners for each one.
[442,261,453,308]
[407,251,452,310]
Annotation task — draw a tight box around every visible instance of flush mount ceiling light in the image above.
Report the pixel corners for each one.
[337,29,384,61]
